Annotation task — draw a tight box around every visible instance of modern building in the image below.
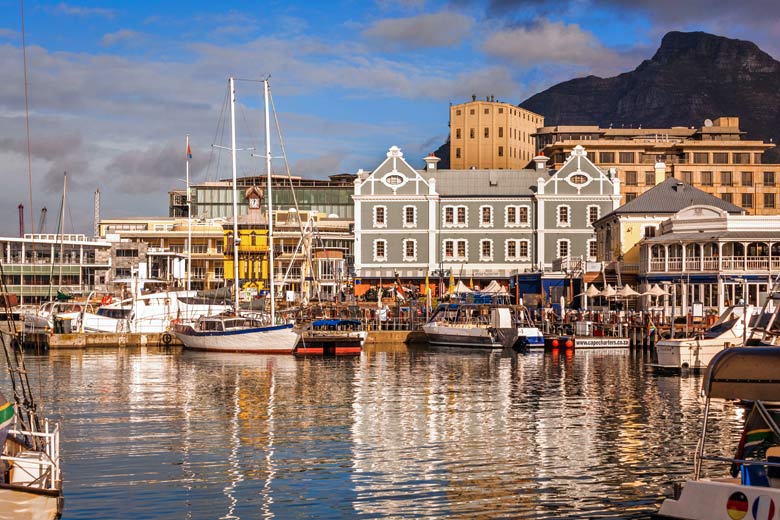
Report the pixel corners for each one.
[534,117,780,214]
[169,174,356,220]
[638,204,780,314]
[449,96,544,170]
[354,145,620,304]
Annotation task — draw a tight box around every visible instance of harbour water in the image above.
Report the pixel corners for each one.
[12,346,744,519]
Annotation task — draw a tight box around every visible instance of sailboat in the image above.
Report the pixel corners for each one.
[174,77,300,353]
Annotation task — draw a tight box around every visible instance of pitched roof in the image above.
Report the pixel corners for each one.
[610,177,744,215]
[423,169,540,196]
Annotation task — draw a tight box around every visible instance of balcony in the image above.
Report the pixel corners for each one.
[646,255,780,273]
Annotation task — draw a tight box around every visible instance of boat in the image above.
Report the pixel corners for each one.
[512,305,546,350]
[654,304,765,370]
[294,318,367,356]
[422,292,517,349]
[174,77,300,353]
[22,300,89,333]
[655,347,780,519]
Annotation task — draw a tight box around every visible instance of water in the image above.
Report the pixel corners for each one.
[8,346,746,519]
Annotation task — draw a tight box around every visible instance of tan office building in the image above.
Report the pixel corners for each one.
[534,117,780,215]
[449,96,544,170]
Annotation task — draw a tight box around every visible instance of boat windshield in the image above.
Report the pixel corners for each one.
[96,308,132,319]
[702,317,740,338]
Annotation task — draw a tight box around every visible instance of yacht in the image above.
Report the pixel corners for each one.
[422,293,517,349]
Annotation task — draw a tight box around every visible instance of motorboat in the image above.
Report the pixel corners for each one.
[294,319,367,356]
[656,347,780,519]
[654,305,766,370]
[513,305,545,350]
[173,313,299,354]
[422,293,517,349]
[22,300,88,333]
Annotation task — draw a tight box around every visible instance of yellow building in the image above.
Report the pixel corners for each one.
[449,96,544,169]
[223,186,270,290]
[534,117,780,214]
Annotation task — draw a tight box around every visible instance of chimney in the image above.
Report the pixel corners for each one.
[533,151,549,171]
[654,161,666,185]
[424,153,441,171]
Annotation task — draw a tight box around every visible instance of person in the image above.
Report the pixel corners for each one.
[378,304,389,330]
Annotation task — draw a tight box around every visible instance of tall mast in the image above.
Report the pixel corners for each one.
[264,79,275,321]
[58,172,66,291]
[186,134,191,292]
[229,77,240,311]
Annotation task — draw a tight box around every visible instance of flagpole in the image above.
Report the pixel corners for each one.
[186,134,191,292]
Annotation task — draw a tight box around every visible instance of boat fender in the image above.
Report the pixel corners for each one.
[161,332,173,345]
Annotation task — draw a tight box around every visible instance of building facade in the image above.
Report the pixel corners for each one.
[354,145,620,298]
[534,117,780,214]
[449,96,544,170]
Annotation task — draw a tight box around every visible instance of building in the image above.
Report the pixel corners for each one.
[169,174,356,220]
[593,176,745,288]
[449,96,544,170]
[0,234,112,305]
[354,145,620,304]
[534,117,780,214]
[638,205,780,314]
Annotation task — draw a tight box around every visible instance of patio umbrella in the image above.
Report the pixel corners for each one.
[599,284,617,298]
[616,284,640,298]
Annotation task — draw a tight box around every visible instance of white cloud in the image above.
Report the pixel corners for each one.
[101,29,144,47]
[363,11,474,49]
[52,3,117,18]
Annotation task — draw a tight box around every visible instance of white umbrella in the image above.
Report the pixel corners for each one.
[616,284,640,298]
[599,284,617,298]
[454,280,473,294]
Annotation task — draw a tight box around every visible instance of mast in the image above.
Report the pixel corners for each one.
[229,77,240,312]
[186,134,191,292]
[264,79,275,321]
[58,172,66,291]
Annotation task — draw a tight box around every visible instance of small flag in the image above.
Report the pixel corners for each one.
[647,321,656,338]
[187,144,192,159]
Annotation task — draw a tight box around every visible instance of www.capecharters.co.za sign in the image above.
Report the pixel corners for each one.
[573,337,630,349]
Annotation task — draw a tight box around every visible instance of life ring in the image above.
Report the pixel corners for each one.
[101,295,114,305]
[161,332,173,345]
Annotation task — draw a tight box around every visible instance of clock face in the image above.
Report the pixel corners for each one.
[248,197,260,209]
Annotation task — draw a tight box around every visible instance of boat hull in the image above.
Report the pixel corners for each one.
[295,331,366,356]
[0,483,63,520]
[174,323,299,354]
[657,478,780,520]
[422,323,513,349]
[655,339,738,370]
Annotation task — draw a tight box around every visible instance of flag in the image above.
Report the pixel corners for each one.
[469,276,474,289]
[647,321,656,338]
[0,392,13,451]
[187,143,192,159]
[395,272,405,301]
[730,404,779,476]
[448,271,455,296]
[425,271,431,311]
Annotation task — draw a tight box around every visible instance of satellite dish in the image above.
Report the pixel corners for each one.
[704,118,713,127]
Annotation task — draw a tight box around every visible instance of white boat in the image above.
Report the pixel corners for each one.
[175,77,300,353]
[22,300,87,332]
[422,295,517,349]
[512,305,545,350]
[654,305,763,370]
[656,347,780,519]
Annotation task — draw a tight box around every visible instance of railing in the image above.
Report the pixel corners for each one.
[647,255,780,273]
[1,416,61,491]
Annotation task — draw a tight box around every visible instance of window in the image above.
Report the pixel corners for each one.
[519,240,529,258]
[444,206,454,225]
[682,171,693,184]
[733,152,751,164]
[373,206,387,228]
[505,239,530,261]
[625,192,637,202]
[470,109,475,115]
[484,127,489,138]
[506,206,529,227]
[599,152,614,163]
[721,192,733,204]
[693,152,709,164]
[507,206,515,225]
[402,239,417,262]
[720,171,733,186]
[480,206,493,227]
[701,171,714,186]
[457,207,466,225]
[741,171,753,186]
[455,129,461,139]
[457,240,466,258]
[764,171,776,186]
[498,107,503,114]
[403,206,416,228]
[713,152,728,163]
[498,127,504,138]
[443,239,468,260]
[588,240,598,259]
[443,205,467,227]
[625,171,637,186]
[507,240,516,259]
[115,249,139,257]
[557,239,570,259]
[455,148,461,159]
[587,205,600,226]
[557,205,571,227]
[643,226,656,238]
[587,152,596,163]
[645,171,656,186]
[498,146,504,157]
[484,108,489,114]
[373,240,387,262]
[619,152,635,163]
[469,128,475,139]
[479,239,493,261]
[765,193,776,209]
[742,193,753,208]
[456,109,461,116]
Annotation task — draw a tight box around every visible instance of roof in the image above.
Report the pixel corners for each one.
[424,169,541,196]
[644,230,780,243]
[609,177,744,215]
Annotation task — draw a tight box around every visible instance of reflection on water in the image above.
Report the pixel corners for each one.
[5,346,745,519]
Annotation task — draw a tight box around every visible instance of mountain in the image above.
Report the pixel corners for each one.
[519,31,780,161]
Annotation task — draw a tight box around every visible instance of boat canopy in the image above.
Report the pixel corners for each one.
[312,319,361,327]
[703,347,780,401]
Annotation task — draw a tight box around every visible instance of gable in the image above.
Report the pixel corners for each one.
[543,145,614,196]
[357,146,430,197]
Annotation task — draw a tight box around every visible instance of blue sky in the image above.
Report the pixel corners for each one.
[1,0,778,234]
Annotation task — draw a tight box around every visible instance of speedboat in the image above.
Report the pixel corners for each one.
[656,347,780,519]
[654,305,765,370]
[422,294,517,349]
[513,305,545,350]
[22,300,87,333]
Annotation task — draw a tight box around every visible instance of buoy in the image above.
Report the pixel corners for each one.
[161,332,172,345]
[565,339,574,349]
[552,339,559,348]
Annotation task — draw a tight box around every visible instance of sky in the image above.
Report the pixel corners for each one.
[1,0,779,236]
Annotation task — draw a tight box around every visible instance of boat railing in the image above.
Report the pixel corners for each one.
[2,415,61,491]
